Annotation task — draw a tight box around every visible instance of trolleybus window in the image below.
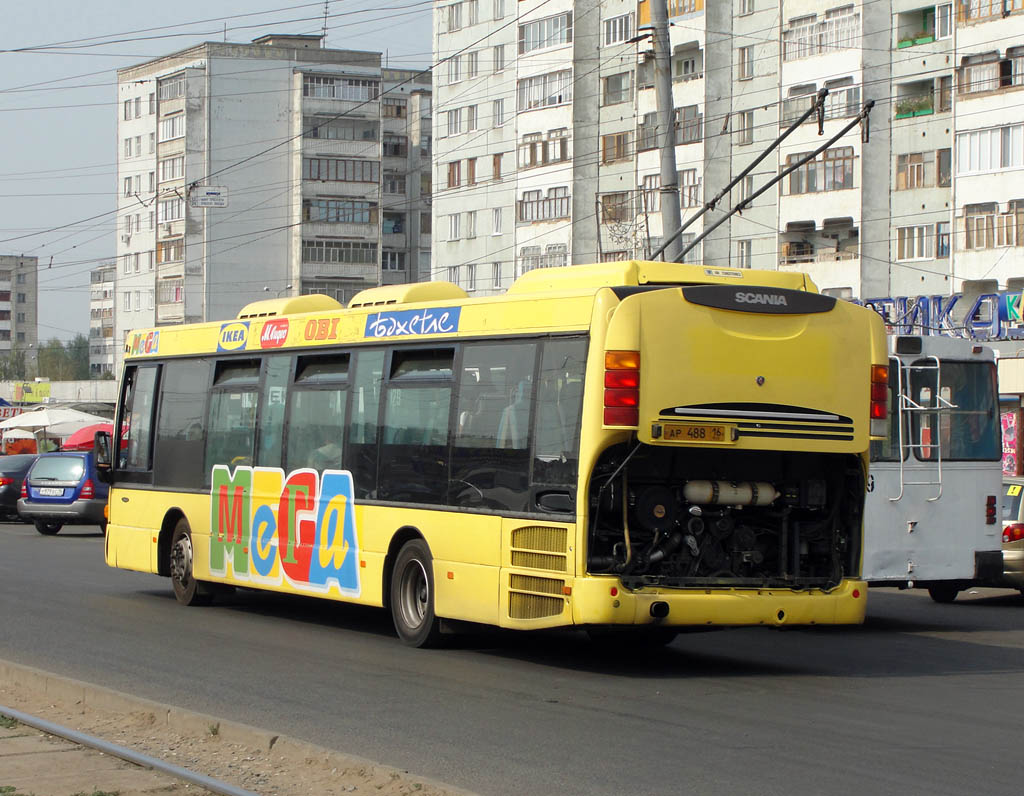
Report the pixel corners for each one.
[911,360,998,461]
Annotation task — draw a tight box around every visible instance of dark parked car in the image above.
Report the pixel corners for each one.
[18,452,109,535]
[0,454,37,520]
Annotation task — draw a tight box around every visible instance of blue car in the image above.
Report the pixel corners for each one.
[18,452,109,535]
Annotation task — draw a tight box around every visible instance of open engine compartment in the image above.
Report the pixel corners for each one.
[587,443,864,590]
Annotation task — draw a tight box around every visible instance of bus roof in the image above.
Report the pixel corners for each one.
[123,261,820,360]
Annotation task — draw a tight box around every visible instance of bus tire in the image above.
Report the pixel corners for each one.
[169,518,213,606]
[390,539,442,648]
[928,584,959,604]
[34,520,62,535]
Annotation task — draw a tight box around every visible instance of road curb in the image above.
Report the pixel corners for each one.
[0,658,473,795]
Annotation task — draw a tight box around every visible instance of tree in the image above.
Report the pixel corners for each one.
[36,338,71,381]
[66,334,90,380]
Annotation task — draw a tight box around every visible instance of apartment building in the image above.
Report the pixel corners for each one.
[432,0,1024,305]
[0,255,39,363]
[88,262,116,377]
[115,34,431,366]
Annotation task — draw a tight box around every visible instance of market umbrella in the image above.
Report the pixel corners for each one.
[0,407,110,436]
[61,422,114,452]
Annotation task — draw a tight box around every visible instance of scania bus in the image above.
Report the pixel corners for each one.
[864,335,1002,602]
[98,261,887,646]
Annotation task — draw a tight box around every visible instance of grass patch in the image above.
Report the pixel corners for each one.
[0,715,17,729]
[72,791,121,796]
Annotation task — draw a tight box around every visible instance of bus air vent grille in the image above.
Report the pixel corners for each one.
[510,526,568,572]
[509,574,566,619]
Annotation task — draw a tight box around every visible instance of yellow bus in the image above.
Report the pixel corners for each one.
[98,261,888,646]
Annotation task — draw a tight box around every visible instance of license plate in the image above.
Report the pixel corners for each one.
[37,487,64,496]
[662,423,734,444]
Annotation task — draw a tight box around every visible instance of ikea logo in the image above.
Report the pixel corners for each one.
[218,321,250,351]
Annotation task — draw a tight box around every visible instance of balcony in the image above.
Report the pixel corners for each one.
[894,94,934,119]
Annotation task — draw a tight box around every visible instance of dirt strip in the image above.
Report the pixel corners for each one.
[0,660,471,796]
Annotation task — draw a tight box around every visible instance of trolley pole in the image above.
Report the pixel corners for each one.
[651,0,682,261]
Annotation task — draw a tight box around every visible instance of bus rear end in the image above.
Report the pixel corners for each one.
[577,280,887,628]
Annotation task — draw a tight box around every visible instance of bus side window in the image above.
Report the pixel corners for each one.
[257,355,292,469]
[451,342,536,511]
[154,358,211,488]
[121,364,159,475]
[283,353,348,473]
[348,349,384,499]
[205,359,260,478]
[533,337,587,487]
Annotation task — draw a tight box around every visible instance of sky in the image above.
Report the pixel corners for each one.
[0,0,432,343]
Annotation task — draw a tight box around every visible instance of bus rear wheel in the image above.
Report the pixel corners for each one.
[169,519,213,606]
[390,539,442,647]
[928,584,960,604]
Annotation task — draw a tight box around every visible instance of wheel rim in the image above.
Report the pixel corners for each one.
[397,558,429,631]
[171,534,194,592]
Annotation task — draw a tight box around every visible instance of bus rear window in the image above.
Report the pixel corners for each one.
[911,360,999,461]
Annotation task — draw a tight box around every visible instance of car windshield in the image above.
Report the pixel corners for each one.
[1003,483,1023,522]
[31,456,85,482]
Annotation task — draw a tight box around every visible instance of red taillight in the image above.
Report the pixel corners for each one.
[604,350,640,427]
[870,364,888,421]
[986,495,998,525]
[0,477,12,487]
[1004,523,1024,543]
[19,481,26,498]
[80,479,95,499]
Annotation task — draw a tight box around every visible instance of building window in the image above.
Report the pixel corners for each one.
[493,44,506,72]
[638,112,658,151]
[448,214,461,240]
[448,55,462,85]
[466,105,478,132]
[600,192,632,223]
[492,207,503,235]
[134,97,141,118]
[124,138,132,159]
[157,197,184,223]
[467,157,477,185]
[301,240,377,264]
[517,70,572,111]
[956,124,1024,174]
[466,211,477,238]
[447,160,461,188]
[421,212,432,234]
[785,146,855,194]
[493,152,503,180]
[642,175,660,213]
[383,173,407,194]
[159,156,185,181]
[738,46,754,80]
[157,238,184,263]
[302,75,379,100]
[680,169,702,208]
[302,198,377,224]
[158,114,184,142]
[492,98,505,127]
[602,132,630,163]
[123,177,132,197]
[124,292,131,311]
[897,224,935,260]
[467,51,479,79]
[783,8,860,62]
[382,250,406,271]
[157,74,185,100]
[304,116,378,141]
[492,262,502,289]
[446,2,462,31]
[447,108,462,136]
[123,99,131,121]
[604,13,633,45]
[157,279,184,304]
[896,151,935,189]
[735,239,752,268]
[148,92,155,114]
[148,133,155,153]
[302,158,380,182]
[382,97,407,118]
[937,221,951,257]
[675,105,703,144]
[736,110,754,145]
[382,134,408,157]
[517,187,570,222]
[518,12,573,54]
[739,0,755,15]
[602,72,633,105]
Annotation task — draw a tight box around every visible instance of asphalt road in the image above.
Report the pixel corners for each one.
[2,521,1022,796]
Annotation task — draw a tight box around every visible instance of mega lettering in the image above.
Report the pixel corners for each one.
[209,465,360,597]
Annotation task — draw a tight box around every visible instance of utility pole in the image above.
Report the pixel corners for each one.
[651,0,682,261]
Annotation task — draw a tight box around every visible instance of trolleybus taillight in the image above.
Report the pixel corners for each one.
[870,364,888,437]
[604,350,640,426]
[986,495,998,526]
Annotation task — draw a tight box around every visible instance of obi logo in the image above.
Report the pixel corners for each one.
[129,330,159,355]
[303,317,341,342]
[218,321,250,351]
[365,307,461,338]
[260,318,289,348]
[209,465,360,597]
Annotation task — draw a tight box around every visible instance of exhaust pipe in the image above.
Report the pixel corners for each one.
[650,601,669,619]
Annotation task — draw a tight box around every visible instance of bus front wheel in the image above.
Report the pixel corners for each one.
[928,584,960,604]
[390,539,442,648]
[170,519,213,606]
